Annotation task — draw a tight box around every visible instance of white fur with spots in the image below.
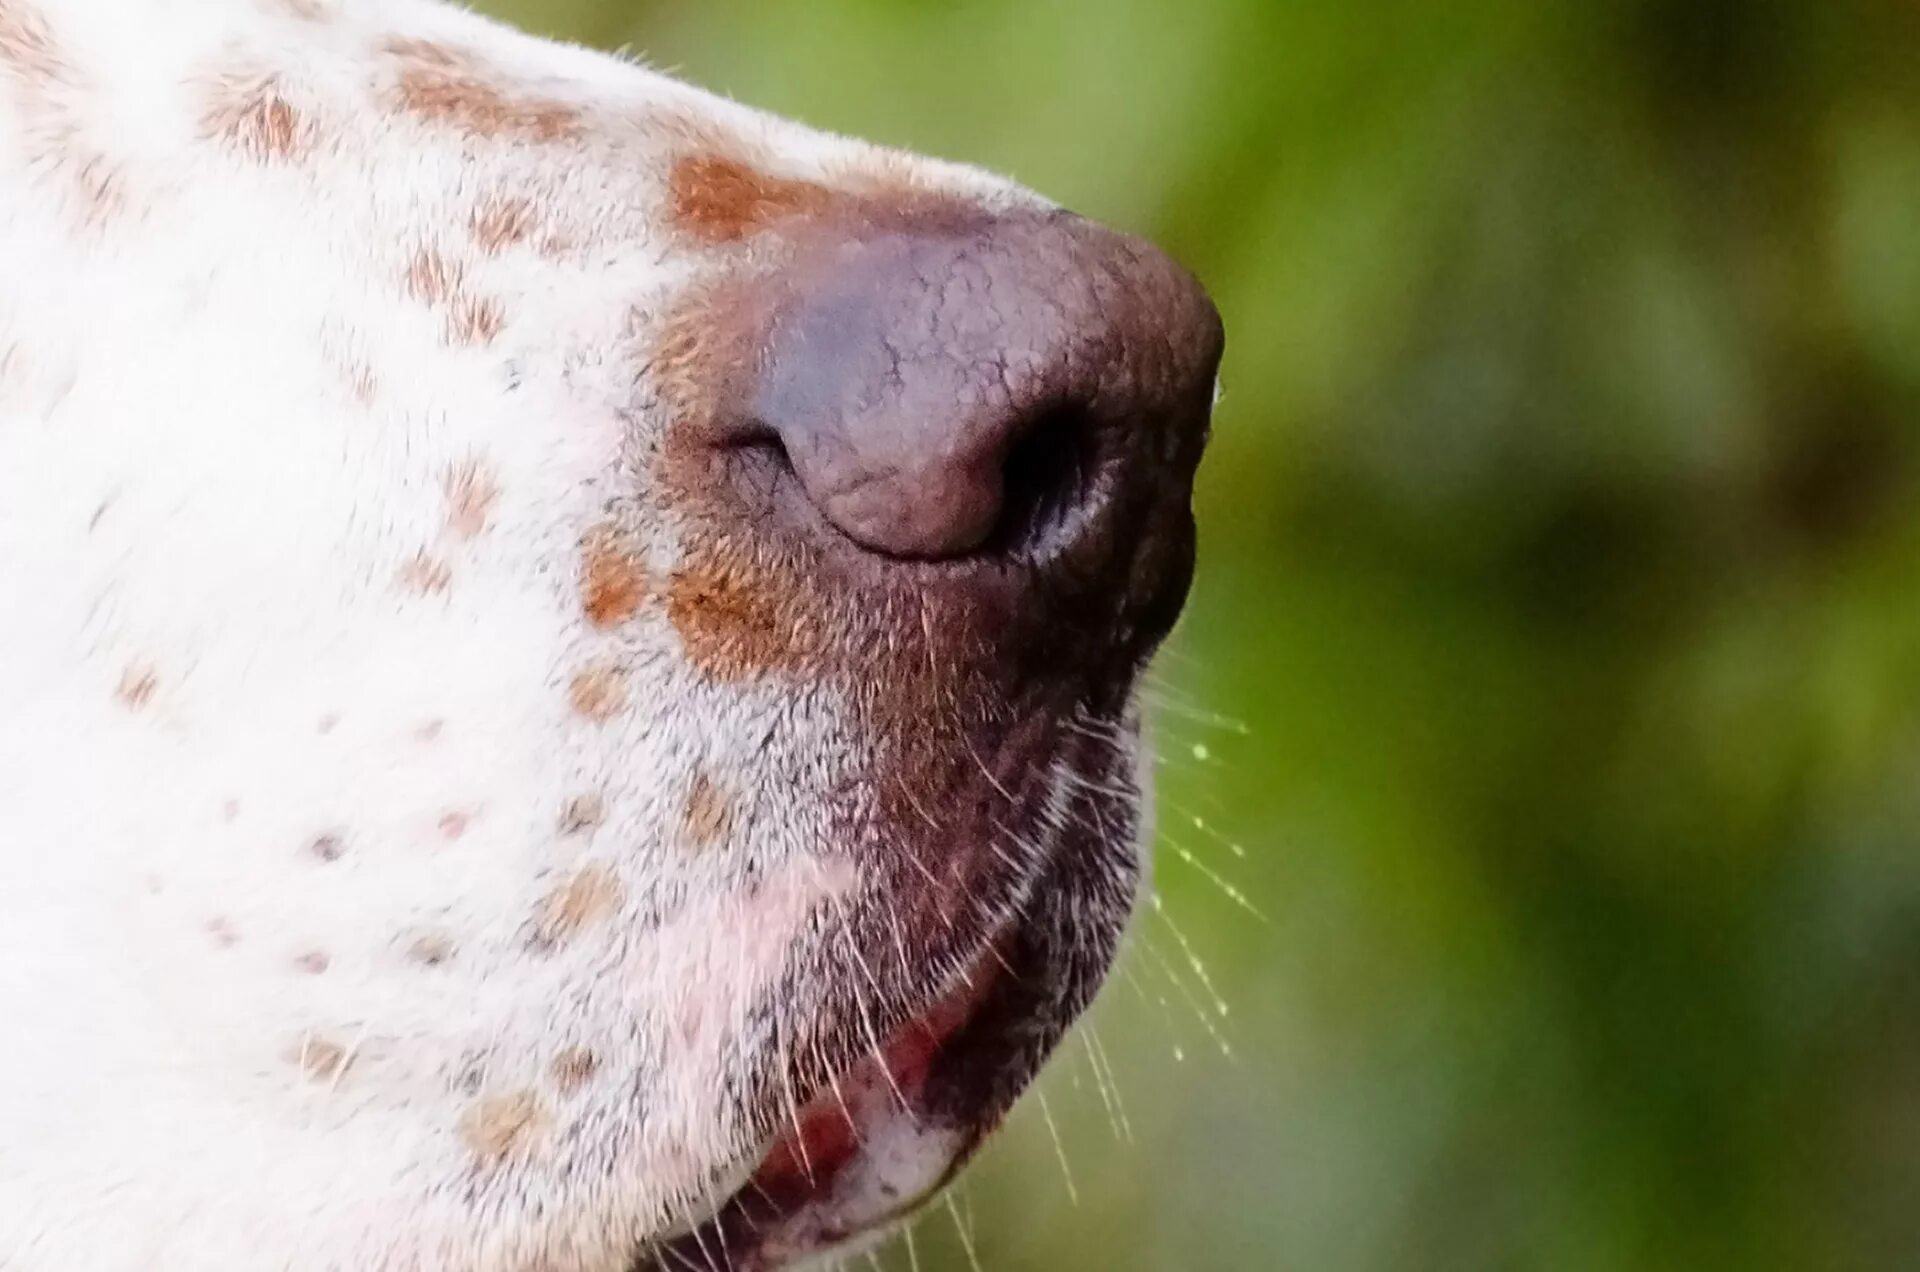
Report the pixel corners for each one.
[0,2,1141,1269]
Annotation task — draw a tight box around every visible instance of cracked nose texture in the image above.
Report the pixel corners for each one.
[751,212,1223,562]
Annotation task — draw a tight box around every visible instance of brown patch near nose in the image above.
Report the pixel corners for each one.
[530,864,622,950]
[682,771,732,849]
[665,551,825,683]
[549,1047,598,1094]
[566,663,629,722]
[444,459,498,538]
[669,154,841,245]
[199,72,314,162]
[667,152,986,247]
[459,1090,550,1165]
[580,523,648,628]
[116,663,158,710]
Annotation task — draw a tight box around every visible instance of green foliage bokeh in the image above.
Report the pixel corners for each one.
[483,2,1920,1267]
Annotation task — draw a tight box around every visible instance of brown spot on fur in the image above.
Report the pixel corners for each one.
[391,59,580,145]
[290,1033,352,1082]
[308,833,346,861]
[200,72,313,162]
[407,930,455,967]
[530,864,622,950]
[665,554,822,683]
[470,194,536,254]
[292,949,330,974]
[550,1047,598,1094]
[444,460,498,538]
[666,152,979,247]
[398,549,452,595]
[459,1090,550,1164]
[580,523,647,628]
[559,792,604,835]
[566,664,628,723]
[669,154,841,245]
[682,771,732,849]
[403,248,463,305]
[437,810,471,840]
[446,293,504,347]
[116,663,158,709]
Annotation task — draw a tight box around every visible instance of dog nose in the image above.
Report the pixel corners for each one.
[751,212,1222,563]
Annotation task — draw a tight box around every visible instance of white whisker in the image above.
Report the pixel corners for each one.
[1149,892,1233,1017]
[1034,1088,1079,1205]
[945,1192,984,1272]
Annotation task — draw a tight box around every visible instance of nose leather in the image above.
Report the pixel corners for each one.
[752,213,1222,562]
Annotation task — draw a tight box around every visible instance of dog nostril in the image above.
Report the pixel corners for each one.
[986,405,1101,561]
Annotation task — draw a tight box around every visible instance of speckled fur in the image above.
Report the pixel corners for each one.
[0,2,1147,1269]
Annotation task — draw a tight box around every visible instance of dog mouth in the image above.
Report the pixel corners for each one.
[641,738,1140,1272]
[643,935,1008,1272]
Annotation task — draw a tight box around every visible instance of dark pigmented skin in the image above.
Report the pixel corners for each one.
[637,190,1223,1271]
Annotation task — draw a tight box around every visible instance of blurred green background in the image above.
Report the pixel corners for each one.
[488,2,1920,1267]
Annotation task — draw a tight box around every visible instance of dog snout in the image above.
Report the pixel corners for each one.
[742,213,1223,600]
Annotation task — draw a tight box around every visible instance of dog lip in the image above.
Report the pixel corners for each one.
[645,932,1013,1272]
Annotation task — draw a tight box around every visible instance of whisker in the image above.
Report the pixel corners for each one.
[882,899,915,985]
[823,1063,860,1148]
[1034,1087,1080,1205]
[1148,892,1233,1018]
[963,734,1017,805]
[701,1181,738,1272]
[774,1019,816,1186]
[1159,836,1267,923]
[1080,1027,1131,1144]
[945,1191,985,1272]
[982,817,1031,875]
[679,1219,723,1272]
[832,904,913,1119]
[1135,930,1235,1061]
[660,1244,704,1272]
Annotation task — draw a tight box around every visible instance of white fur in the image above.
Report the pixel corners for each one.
[0,2,1059,1268]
